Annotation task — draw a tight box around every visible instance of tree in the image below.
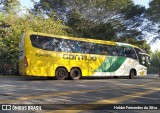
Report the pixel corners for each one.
[33,0,133,23]
[0,0,20,13]
[32,0,149,41]
[148,50,160,74]
[146,0,160,43]
[120,4,147,39]
[0,11,68,75]
[147,0,160,23]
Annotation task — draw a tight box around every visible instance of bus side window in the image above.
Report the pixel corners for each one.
[111,46,118,56]
[98,45,108,55]
[119,48,125,56]
[59,39,72,52]
[49,38,60,51]
[124,47,137,59]
[67,40,75,52]
[79,42,87,53]
[30,35,41,48]
[73,41,81,53]
[41,38,53,50]
[61,40,72,52]
[89,44,96,54]
[113,46,125,56]
[89,42,96,54]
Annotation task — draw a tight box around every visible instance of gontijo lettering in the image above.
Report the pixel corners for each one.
[63,54,97,61]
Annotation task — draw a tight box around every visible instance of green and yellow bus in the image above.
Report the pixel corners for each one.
[19,31,150,80]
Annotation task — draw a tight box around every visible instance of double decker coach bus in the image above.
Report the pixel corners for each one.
[19,32,150,80]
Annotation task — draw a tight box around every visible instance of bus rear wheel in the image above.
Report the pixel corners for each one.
[70,68,81,80]
[129,69,135,79]
[55,67,68,80]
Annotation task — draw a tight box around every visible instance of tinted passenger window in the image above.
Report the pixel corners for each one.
[124,47,137,59]
[30,34,137,59]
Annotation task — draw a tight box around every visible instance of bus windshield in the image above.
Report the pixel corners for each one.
[139,53,150,67]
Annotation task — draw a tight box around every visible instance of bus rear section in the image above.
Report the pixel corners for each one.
[19,32,31,76]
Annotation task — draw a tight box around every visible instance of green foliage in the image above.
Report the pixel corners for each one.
[33,0,133,19]
[0,12,4,20]
[147,0,160,23]
[145,0,160,43]
[33,0,149,43]
[148,50,160,74]
[33,0,67,19]
[115,36,151,52]
[0,0,20,13]
[151,50,160,66]
[0,11,68,75]
[122,4,146,19]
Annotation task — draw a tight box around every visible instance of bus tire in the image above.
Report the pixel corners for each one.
[70,68,81,80]
[129,69,135,79]
[55,67,68,80]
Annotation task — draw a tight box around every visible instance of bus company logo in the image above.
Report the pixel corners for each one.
[63,54,97,61]
[140,71,145,75]
[2,105,11,110]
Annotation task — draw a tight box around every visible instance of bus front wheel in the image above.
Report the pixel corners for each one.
[70,68,82,80]
[129,69,135,79]
[55,67,68,80]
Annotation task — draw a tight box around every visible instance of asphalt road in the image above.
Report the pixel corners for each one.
[0,74,160,113]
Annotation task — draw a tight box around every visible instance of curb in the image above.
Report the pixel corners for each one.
[0,75,23,78]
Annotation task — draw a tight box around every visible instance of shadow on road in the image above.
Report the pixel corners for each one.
[0,74,159,81]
